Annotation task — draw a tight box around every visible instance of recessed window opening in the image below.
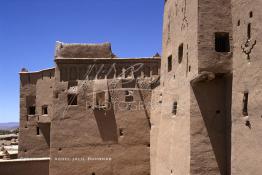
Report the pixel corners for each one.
[36,126,40,135]
[242,91,249,116]
[215,32,230,52]
[28,106,36,115]
[119,128,124,136]
[125,90,134,102]
[168,55,172,72]
[249,11,253,18]
[237,20,240,26]
[178,43,184,63]
[42,105,48,115]
[172,101,178,115]
[68,94,78,105]
[248,23,251,39]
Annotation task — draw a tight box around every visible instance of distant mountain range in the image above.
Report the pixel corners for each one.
[0,122,19,130]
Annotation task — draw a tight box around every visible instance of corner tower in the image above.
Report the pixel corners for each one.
[151,0,233,174]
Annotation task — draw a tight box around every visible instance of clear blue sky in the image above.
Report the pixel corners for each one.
[0,0,164,122]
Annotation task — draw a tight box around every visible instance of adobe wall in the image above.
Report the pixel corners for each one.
[49,58,160,175]
[19,68,54,158]
[152,0,233,174]
[0,158,49,175]
[151,0,198,174]
[231,0,262,174]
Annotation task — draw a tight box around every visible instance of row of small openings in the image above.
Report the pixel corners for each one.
[67,91,135,107]
[60,65,158,82]
[27,105,48,115]
[167,33,230,72]
[167,43,184,72]
[41,72,53,80]
[238,21,252,39]
[237,11,253,26]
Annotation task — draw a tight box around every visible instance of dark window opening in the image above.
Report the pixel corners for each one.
[42,106,48,115]
[178,43,183,63]
[248,23,251,39]
[68,94,78,105]
[119,128,124,136]
[237,20,240,26]
[188,65,191,72]
[215,32,230,52]
[28,106,36,115]
[36,126,40,135]
[172,101,178,115]
[92,173,96,175]
[125,90,134,102]
[68,81,78,89]
[242,91,249,116]
[168,55,172,72]
[250,11,253,18]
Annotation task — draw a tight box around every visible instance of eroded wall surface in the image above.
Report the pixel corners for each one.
[231,0,262,174]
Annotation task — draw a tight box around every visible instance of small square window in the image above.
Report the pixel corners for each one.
[42,106,48,115]
[68,94,78,105]
[28,106,36,115]
[215,32,230,52]
[125,90,134,102]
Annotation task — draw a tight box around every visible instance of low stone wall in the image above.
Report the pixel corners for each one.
[0,158,49,175]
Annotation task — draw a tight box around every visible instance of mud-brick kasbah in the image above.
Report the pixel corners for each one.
[0,0,262,175]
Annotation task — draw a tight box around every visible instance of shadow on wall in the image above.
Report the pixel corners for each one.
[191,74,232,175]
[93,103,118,143]
[39,123,50,147]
